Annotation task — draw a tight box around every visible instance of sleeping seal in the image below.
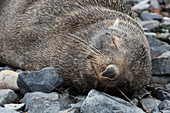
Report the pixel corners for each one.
[0,0,152,95]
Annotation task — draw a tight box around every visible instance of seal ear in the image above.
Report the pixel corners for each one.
[102,64,120,79]
[110,18,120,29]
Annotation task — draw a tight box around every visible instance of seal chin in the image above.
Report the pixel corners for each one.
[101,64,120,79]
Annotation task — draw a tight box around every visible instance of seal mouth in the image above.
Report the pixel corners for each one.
[101,64,120,80]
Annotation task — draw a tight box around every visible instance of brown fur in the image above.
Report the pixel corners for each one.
[0,0,152,95]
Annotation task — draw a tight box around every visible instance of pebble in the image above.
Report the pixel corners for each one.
[81,89,145,113]
[0,89,18,106]
[0,70,19,91]
[158,100,170,110]
[4,103,25,111]
[132,0,150,12]
[0,106,20,113]
[139,20,160,31]
[17,67,64,95]
[22,92,72,113]
[141,11,163,21]
[140,98,162,112]
[152,51,170,75]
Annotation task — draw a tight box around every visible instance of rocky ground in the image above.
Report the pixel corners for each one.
[0,0,169,113]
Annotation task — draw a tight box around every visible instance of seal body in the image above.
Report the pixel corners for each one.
[0,0,152,95]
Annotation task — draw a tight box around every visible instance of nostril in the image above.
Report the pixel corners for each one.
[102,67,116,79]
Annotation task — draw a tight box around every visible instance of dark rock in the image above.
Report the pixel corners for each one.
[150,75,170,86]
[141,11,163,21]
[157,33,170,44]
[152,51,170,75]
[17,67,64,95]
[151,87,170,101]
[145,32,170,59]
[0,67,14,72]
[140,98,161,112]
[81,89,144,113]
[133,88,150,100]
[4,103,25,111]
[132,98,139,106]
[22,92,72,113]
[0,70,19,91]
[139,20,159,31]
[132,0,150,12]
[0,89,18,106]
[0,106,20,113]
[158,100,170,110]
[58,108,80,113]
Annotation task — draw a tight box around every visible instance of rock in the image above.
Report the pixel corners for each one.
[152,51,170,75]
[0,89,18,106]
[158,100,170,110]
[17,67,64,95]
[126,0,142,5]
[145,32,170,58]
[132,0,150,12]
[0,67,14,72]
[22,92,72,113]
[157,33,170,44]
[160,110,170,113]
[81,89,144,113]
[0,106,20,113]
[70,101,83,110]
[151,87,170,101]
[150,0,160,9]
[4,103,25,111]
[141,11,163,21]
[150,75,170,86]
[133,88,150,100]
[140,98,162,112]
[139,20,159,31]
[151,107,160,113]
[58,108,80,113]
[0,70,19,91]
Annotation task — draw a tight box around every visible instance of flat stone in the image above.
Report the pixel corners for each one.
[132,0,150,12]
[22,92,72,113]
[141,11,163,21]
[140,98,162,112]
[158,100,170,110]
[152,51,170,75]
[0,106,20,113]
[81,89,144,113]
[0,89,18,106]
[139,20,159,31]
[150,0,160,9]
[0,70,19,91]
[17,67,64,95]
[4,103,25,111]
[58,108,79,113]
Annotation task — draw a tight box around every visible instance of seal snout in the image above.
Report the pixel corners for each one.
[101,65,120,79]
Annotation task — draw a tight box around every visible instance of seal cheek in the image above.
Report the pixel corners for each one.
[101,64,120,79]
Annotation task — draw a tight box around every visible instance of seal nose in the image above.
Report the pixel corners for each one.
[102,66,116,79]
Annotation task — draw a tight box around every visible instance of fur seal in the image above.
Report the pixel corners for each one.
[0,0,152,95]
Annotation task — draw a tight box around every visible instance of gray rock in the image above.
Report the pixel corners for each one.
[22,92,72,113]
[158,100,170,110]
[0,70,19,91]
[132,0,150,12]
[0,67,14,72]
[0,89,18,106]
[17,67,64,95]
[151,107,160,113]
[141,11,163,21]
[152,51,170,75]
[70,101,83,110]
[150,75,170,86]
[139,20,159,31]
[133,88,150,100]
[81,89,144,113]
[4,103,25,111]
[150,0,160,9]
[0,106,20,113]
[58,108,79,113]
[160,110,170,113]
[145,32,170,58]
[140,98,161,112]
